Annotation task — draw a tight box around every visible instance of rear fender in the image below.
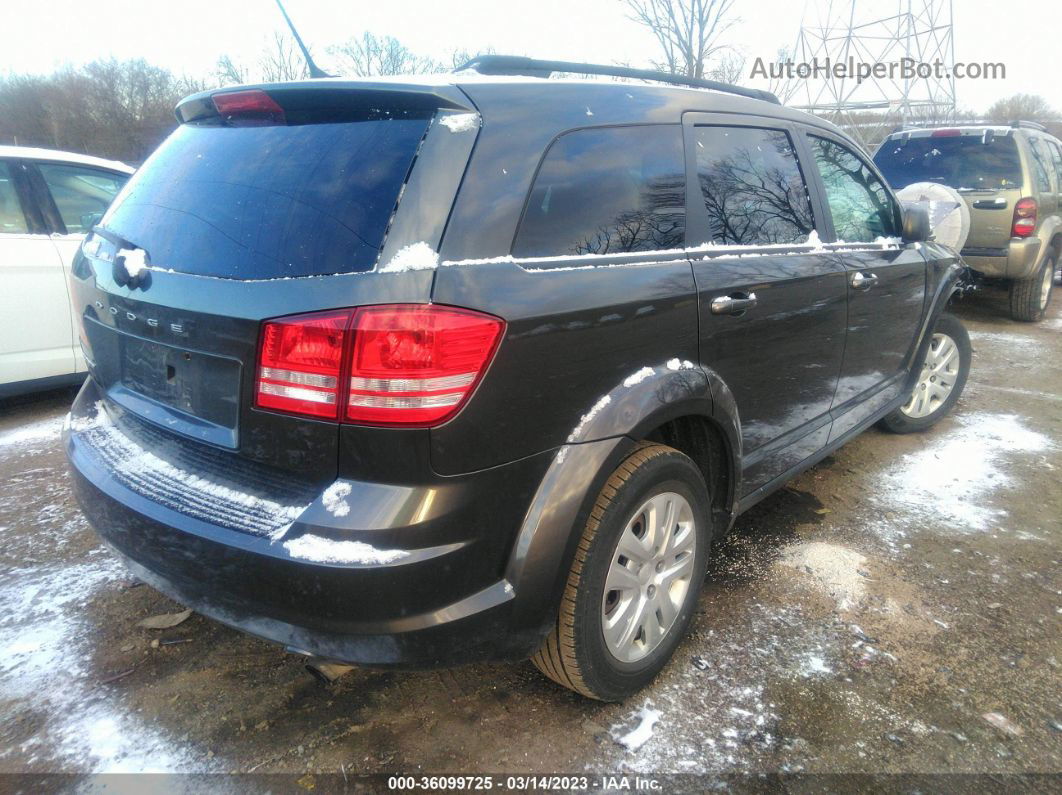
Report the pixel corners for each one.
[1034,215,1062,269]
[503,360,742,649]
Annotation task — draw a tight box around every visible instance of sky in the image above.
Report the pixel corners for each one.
[3,0,1061,115]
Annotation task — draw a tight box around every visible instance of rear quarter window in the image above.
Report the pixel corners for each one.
[512,125,686,257]
[1029,138,1055,193]
[99,114,430,279]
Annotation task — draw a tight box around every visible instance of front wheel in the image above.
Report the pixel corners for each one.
[531,442,712,701]
[879,313,971,434]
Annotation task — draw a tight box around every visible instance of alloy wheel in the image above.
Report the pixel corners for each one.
[601,491,696,663]
[901,332,960,419]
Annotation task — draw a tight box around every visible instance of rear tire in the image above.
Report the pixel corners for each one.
[879,313,970,434]
[531,442,712,701]
[1009,252,1056,322]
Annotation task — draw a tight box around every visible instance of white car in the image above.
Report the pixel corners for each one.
[0,146,134,397]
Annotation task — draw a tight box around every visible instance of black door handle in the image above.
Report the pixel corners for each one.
[710,291,758,315]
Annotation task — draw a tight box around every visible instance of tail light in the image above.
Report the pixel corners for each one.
[256,311,349,419]
[1012,198,1037,238]
[254,305,504,426]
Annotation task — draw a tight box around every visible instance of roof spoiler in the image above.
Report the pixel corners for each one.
[455,54,781,105]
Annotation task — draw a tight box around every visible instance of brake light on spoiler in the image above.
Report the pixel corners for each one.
[255,305,505,426]
[212,89,286,124]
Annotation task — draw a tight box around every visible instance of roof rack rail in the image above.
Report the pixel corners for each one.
[1010,120,1047,131]
[454,55,780,105]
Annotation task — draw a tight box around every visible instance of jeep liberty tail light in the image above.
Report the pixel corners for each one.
[1012,198,1037,238]
[255,305,504,426]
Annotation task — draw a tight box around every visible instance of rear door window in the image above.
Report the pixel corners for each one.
[694,126,814,245]
[0,162,29,234]
[512,125,686,257]
[99,114,430,279]
[38,163,128,234]
[811,136,900,241]
[873,133,1022,191]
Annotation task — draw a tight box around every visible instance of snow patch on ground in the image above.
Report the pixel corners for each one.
[612,704,662,751]
[874,412,1051,537]
[607,603,829,774]
[796,652,833,677]
[379,242,439,273]
[778,542,868,611]
[0,416,64,453]
[0,555,202,772]
[322,481,352,518]
[283,534,408,565]
[438,112,480,133]
[969,330,1040,352]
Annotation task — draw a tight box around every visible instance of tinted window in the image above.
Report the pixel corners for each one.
[0,162,28,234]
[695,126,814,245]
[873,134,1022,191]
[1048,141,1062,186]
[100,114,430,279]
[513,126,685,257]
[1029,138,1054,192]
[812,136,899,241]
[38,163,128,234]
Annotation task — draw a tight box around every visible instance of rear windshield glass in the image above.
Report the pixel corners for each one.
[873,134,1022,192]
[99,115,430,279]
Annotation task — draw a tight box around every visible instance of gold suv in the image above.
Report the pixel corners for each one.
[875,121,1061,321]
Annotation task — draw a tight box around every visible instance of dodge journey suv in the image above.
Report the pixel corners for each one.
[875,121,1062,322]
[66,56,970,701]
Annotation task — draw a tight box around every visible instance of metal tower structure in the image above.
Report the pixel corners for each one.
[781,0,956,150]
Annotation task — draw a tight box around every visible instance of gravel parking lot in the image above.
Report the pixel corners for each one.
[1,284,1059,783]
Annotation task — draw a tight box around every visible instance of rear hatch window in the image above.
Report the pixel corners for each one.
[874,134,1022,192]
[99,113,430,279]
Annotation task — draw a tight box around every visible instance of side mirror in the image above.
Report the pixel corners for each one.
[80,211,104,230]
[902,206,931,243]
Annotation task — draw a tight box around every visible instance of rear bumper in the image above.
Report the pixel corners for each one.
[65,380,554,667]
[963,237,1041,279]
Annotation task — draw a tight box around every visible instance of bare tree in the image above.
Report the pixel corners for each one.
[0,59,195,162]
[449,47,496,71]
[706,51,744,84]
[329,32,442,77]
[625,0,739,78]
[987,94,1057,124]
[259,31,309,82]
[215,55,248,86]
[215,33,308,86]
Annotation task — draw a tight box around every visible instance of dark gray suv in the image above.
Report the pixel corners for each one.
[65,57,971,701]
